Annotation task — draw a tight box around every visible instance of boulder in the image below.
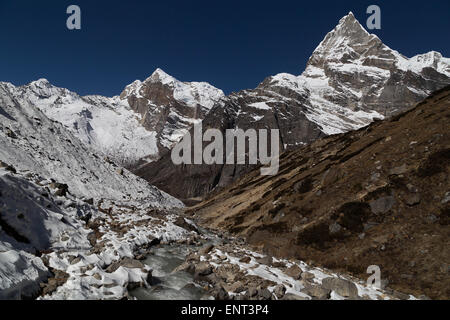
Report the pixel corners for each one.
[405,193,421,206]
[199,244,214,256]
[173,261,195,274]
[321,277,359,298]
[273,284,286,299]
[212,285,229,300]
[247,286,258,297]
[195,262,213,276]
[302,284,331,300]
[258,288,273,300]
[256,256,273,266]
[301,271,315,281]
[285,265,303,280]
[282,293,310,300]
[389,164,408,175]
[0,161,16,173]
[239,256,251,264]
[369,196,395,214]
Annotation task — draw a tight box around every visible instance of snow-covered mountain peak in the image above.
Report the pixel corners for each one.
[146,68,178,86]
[29,78,51,87]
[307,13,381,69]
[118,70,225,152]
[409,51,450,76]
[336,11,357,27]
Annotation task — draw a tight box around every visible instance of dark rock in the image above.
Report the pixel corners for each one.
[212,285,229,300]
[389,164,408,175]
[239,256,251,264]
[258,288,273,300]
[321,277,359,299]
[70,257,82,265]
[302,284,331,300]
[248,286,258,297]
[392,290,410,300]
[84,198,94,205]
[405,193,421,206]
[173,262,195,274]
[195,262,213,276]
[0,161,16,174]
[285,265,303,280]
[369,196,395,214]
[173,216,199,234]
[87,232,97,246]
[282,293,309,300]
[256,256,273,266]
[199,244,214,256]
[301,271,315,281]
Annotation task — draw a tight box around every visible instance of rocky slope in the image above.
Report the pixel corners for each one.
[187,85,450,299]
[120,68,225,164]
[8,79,158,168]
[175,238,419,300]
[136,12,450,200]
[7,69,224,168]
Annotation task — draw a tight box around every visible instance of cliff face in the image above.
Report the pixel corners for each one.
[188,86,450,299]
[120,68,225,157]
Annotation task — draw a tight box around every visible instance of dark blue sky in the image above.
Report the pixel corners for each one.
[1,0,449,96]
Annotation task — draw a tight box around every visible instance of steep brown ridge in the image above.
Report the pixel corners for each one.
[187,86,450,299]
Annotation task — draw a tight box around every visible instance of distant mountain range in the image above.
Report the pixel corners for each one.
[135,12,450,200]
[1,12,449,201]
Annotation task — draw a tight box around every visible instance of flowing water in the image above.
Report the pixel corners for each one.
[130,229,221,300]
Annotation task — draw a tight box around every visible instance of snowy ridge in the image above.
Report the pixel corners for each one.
[0,81,182,207]
[262,12,450,135]
[139,68,225,110]
[120,68,225,152]
[15,79,159,167]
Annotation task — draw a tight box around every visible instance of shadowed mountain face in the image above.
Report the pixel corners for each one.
[187,86,450,299]
[134,13,450,200]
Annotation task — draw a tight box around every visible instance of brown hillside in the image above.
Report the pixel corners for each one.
[187,86,450,299]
